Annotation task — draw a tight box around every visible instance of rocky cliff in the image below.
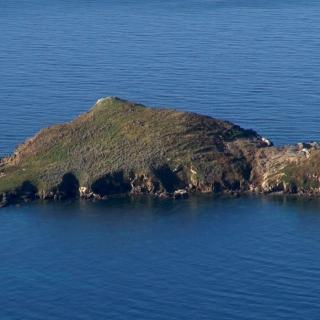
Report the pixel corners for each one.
[0,97,319,207]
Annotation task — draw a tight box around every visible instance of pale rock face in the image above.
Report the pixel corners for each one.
[300,148,311,159]
[173,189,189,199]
[190,167,197,175]
[79,186,88,194]
[261,137,272,146]
[96,96,121,105]
[190,167,198,186]
[96,97,112,104]
[79,187,93,198]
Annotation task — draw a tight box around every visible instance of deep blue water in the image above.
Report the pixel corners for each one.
[1,0,320,157]
[1,0,320,319]
[2,196,320,319]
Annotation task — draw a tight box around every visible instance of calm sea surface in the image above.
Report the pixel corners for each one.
[2,196,320,319]
[1,0,320,155]
[1,1,320,319]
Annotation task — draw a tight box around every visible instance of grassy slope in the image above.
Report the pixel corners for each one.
[282,151,320,192]
[0,97,262,195]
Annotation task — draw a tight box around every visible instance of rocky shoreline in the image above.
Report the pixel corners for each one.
[1,97,320,208]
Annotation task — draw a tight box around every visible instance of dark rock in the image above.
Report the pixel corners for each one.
[158,192,171,199]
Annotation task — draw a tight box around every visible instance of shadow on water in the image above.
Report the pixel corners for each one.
[5,190,320,222]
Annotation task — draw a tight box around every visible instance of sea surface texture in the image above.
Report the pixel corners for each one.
[1,1,320,319]
[2,197,320,320]
[1,0,320,156]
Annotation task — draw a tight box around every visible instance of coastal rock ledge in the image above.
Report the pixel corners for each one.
[1,97,320,207]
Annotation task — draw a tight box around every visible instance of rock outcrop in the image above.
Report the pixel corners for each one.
[0,97,320,207]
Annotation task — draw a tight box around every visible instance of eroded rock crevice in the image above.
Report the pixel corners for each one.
[91,171,131,198]
[54,173,80,200]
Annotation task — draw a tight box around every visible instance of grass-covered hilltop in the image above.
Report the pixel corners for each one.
[1,97,320,207]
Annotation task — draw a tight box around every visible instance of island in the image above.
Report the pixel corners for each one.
[1,97,319,207]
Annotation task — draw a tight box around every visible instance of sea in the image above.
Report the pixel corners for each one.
[1,0,320,319]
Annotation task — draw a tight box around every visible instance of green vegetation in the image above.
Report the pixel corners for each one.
[281,152,320,193]
[0,97,264,203]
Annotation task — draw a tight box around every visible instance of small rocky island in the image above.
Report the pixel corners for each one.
[1,97,320,207]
